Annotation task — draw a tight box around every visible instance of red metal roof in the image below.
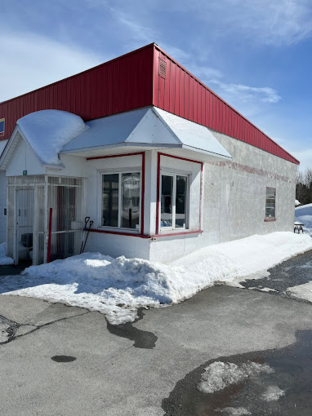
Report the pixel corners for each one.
[0,43,299,164]
[153,45,299,165]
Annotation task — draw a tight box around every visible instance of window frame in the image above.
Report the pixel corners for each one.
[265,186,276,221]
[159,170,190,232]
[99,168,142,233]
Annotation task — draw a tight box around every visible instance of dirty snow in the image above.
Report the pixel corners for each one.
[197,361,273,393]
[295,203,312,236]
[216,408,251,416]
[0,243,14,265]
[261,385,285,402]
[287,282,312,303]
[17,110,88,165]
[1,232,312,324]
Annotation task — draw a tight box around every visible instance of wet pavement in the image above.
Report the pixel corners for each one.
[240,249,312,295]
[1,251,312,415]
[163,330,312,416]
[106,307,158,349]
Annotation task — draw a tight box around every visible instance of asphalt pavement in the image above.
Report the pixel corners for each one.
[0,253,312,415]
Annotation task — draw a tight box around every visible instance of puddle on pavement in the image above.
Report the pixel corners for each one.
[106,308,157,349]
[51,355,77,363]
[162,330,312,416]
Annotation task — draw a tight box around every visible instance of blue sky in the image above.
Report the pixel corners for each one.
[1,0,311,170]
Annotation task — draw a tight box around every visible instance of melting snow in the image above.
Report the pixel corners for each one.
[261,385,285,402]
[287,282,312,303]
[1,232,312,324]
[216,408,251,416]
[197,361,273,393]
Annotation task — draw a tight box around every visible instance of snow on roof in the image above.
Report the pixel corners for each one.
[17,110,88,165]
[62,106,232,161]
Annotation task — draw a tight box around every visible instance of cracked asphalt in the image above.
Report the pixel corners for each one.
[0,252,312,415]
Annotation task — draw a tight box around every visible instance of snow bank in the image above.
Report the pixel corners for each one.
[0,243,14,265]
[295,203,312,236]
[198,361,273,393]
[17,110,88,165]
[2,232,312,324]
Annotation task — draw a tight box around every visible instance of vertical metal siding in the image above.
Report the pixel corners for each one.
[153,47,299,165]
[0,44,154,141]
[0,43,298,165]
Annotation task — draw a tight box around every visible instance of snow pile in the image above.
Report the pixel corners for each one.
[261,385,285,402]
[295,199,301,207]
[1,232,312,324]
[0,243,14,265]
[295,203,312,236]
[17,110,88,165]
[172,231,312,288]
[198,361,273,393]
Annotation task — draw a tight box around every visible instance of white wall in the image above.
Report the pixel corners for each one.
[0,171,7,243]
[6,135,46,176]
[0,140,8,244]
[149,135,297,263]
[0,140,8,155]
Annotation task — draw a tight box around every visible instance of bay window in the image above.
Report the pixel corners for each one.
[102,172,141,230]
[160,172,188,230]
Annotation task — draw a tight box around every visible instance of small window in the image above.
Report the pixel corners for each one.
[102,172,141,230]
[160,173,188,230]
[265,187,276,219]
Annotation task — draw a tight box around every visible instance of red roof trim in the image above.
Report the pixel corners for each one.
[1,43,156,106]
[153,44,299,165]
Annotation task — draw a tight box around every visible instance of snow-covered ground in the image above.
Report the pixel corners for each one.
[295,203,312,236]
[0,243,14,265]
[1,232,311,324]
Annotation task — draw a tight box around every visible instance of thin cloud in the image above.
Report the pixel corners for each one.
[0,31,104,102]
[291,149,312,172]
[172,0,312,46]
[210,80,281,104]
[109,7,157,43]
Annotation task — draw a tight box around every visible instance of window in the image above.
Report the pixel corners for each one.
[160,173,188,230]
[265,187,276,220]
[102,172,141,230]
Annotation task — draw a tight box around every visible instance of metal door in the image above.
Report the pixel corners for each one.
[15,189,34,264]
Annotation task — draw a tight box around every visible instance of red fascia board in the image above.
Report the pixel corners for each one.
[153,44,299,165]
[0,43,155,106]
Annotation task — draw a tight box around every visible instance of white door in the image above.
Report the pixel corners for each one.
[15,189,34,264]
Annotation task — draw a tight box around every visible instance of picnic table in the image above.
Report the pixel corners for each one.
[294,221,304,233]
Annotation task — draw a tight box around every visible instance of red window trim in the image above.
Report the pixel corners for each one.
[156,153,203,234]
[87,152,145,234]
[265,186,276,222]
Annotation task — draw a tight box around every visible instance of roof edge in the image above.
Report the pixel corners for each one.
[153,44,299,166]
